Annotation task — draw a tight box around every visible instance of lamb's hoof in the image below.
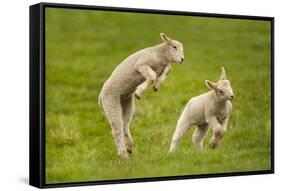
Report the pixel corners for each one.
[153,86,159,92]
[126,144,134,154]
[125,138,134,154]
[119,153,129,160]
[135,93,141,100]
[127,148,133,154]
[209,142,218,149]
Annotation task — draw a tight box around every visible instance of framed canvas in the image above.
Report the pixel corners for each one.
[29,2,274,188]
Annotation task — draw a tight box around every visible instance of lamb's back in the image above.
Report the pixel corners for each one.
[101,49,151,97]
[182,92,210,126]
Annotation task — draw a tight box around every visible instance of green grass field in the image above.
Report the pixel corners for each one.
[45,8,272,183]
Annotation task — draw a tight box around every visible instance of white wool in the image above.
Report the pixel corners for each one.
[169,67,234,152]
[99,33,184,159]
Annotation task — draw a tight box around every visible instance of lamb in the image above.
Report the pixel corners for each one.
[169,67,234,152]
[99,33,184,159]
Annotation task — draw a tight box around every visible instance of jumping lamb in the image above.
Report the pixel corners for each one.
[169,67,234,152]
[99,33,184,159]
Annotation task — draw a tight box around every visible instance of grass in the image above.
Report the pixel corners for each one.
[45,8,272,184]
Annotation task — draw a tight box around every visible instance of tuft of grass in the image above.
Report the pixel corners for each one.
[45,8,272,184]
[49,115,80,146]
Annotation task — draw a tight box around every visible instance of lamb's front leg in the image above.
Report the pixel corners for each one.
[211,118,229,148]
[135,65,156,99]
[135,80,151,99]
[153,65,171,92]
[207,117,226,149]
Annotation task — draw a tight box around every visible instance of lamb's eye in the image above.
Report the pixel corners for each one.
[173,45,177,50]
[219,90,224,94]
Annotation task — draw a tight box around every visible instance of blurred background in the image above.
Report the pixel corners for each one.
[45,7,271,184]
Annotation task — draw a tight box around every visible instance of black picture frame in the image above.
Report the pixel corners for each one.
[29,2,274,188]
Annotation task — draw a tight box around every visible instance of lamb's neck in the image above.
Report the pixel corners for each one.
[153,43,169,65]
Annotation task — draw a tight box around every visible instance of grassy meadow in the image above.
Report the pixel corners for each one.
[45,8,272,184]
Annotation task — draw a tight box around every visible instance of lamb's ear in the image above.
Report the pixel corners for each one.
[160,33,171,42]
[205,80,217,90]
[220,66,226,80]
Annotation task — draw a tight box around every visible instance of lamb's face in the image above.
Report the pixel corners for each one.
[205,66,234,101]
[215,80,234,101]
[160,33,184,64]
[166,40,185,64]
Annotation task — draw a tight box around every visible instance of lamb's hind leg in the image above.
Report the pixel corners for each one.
[192,126,208,151]
[121,96,135,153]
[101,95,128,160]
[169,117,192,152]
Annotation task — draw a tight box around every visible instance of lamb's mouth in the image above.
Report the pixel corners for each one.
[179,58,185,64]
[228,97,234,101]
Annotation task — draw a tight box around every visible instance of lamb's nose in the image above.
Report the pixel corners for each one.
[181,57,184,62]
[230,95,234,99]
